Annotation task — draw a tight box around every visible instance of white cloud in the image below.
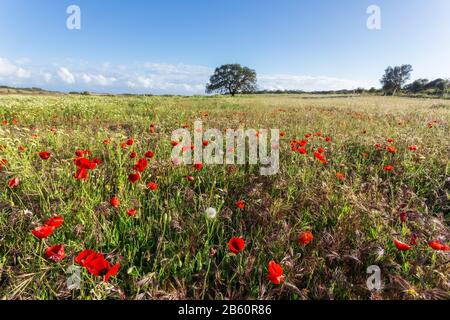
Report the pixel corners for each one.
[57,67,76,84]
[259,74,361,91]
[0,57,31,79]
[0,56,365,94]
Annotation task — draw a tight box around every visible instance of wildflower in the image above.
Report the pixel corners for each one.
[45,216,64,228]
[298,231,313,246]
[194,162,203,171]
[144,150,154,158]
[103,139,110,145]
[39,152,51,160]
[384,165,394,171]
[147,182,158,190]
[110,196,120,208]
[130,151,137,158]
[8,177,20,188]
[45,244,65,262]
[267,260,284,285]
[236,200,245,210]
[104,263,121,282]
[74,168,88,180]
[205,207,217,219]
[228,237,245,254]
[32,225,55,239]
[386,146,397,154]
[133,158,148,172]
[408,145,418,151]
[325,137,332,142]
[400,211,407,223]
[428,240,450,251]
[202,140,209,147]
[394,239,412,251]
[127,209,137,216]
[126,138,134,146]
[317,148,325,154]
[336,172,345,181]
[186,175,195,182]
[128,172,141,184]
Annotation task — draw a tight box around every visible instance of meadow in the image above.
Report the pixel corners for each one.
[0,93,449,300]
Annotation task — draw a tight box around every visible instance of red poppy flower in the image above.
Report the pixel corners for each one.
[74,167,88,180]
[126,138,134,146]
[45,216,64,228]
[228,237,245,254]
[92,158,102,165]
[75,149,90,157]
[267,260,285,285]
[8,177,20,188]
[171,140,179,146]
[39,152,51,160]
[336,172,345,181]
[304,133,312,138]
[74,157,96,170]
[236,200,245,210]
[317,148,325,154]
[130,151,137,159]
[325,137,332,142]
[0,159,7,166]
[394,239,412,251]
[186,175,195,182]
[128,172,141,184]
[280,131,286,137]
[104,263,121,282]
[298,140,308,147]
[32,225,55,239]
[194,162,203,171]
[387,138,395,143]
[147,182,158,190]
[384,165,394,172]
[298,148,307,155]
[144,150,154,158]
[133,158,148,172]
[298,231,313,246]
[202,140,209,147]
[408,145,418,151]
[75,249,97,266]
[410,234,418,246]
[386,146,397,154]
[110,196,120,208]
[313,152,327,164]
[18,145,26,152]
[127,209,137,216]
[45,244,65,262]
[428,240,449,251]
[103,139,110,145]
[400,211,407,223]
[149,124,155,133]
[85,255,111,276]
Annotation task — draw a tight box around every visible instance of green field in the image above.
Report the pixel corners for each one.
[0,94,449,300]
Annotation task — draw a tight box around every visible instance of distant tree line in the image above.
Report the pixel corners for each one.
[380,64,449,97]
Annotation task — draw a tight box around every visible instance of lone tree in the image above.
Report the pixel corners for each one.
[206,64,257,96]
[380,64,413,95]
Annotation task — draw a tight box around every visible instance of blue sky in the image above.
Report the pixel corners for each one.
[0,0,449,94]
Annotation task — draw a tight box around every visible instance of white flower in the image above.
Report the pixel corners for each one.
[205,207,217,219]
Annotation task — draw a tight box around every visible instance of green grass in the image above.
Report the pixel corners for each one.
[0,94,449,300]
